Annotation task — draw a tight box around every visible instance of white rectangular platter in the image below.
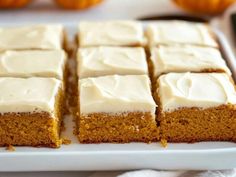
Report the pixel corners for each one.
[0,23,236,171]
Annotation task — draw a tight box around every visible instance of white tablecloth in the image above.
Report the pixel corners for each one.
[1,169,236,177]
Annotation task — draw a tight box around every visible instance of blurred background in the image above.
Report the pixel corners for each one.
[0,0,235,55]
[0,0,234,23]
[0,0,179,24]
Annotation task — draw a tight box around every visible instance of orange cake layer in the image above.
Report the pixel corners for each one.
[0,111,62,148]
[156,73,236,143]
[159,105,236,142]
[0,77,64,148]
[79,112,159,143]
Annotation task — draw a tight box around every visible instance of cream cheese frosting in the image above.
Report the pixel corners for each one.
[0,24,63,51]
[0,77,61,116]
[150,45,230,78]
[146,20,218,47]
[79,75,156,114]
[158,73,236,112]
[78,21,145,47]
[0,50,66,80]
[78,47,148,78]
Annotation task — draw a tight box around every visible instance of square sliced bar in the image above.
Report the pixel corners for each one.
[78,21,145,47]
[0,77,63,148]
[146,20,218,47]
[0,50,67,80]
[77,46,148,79]
[0,24,64,51]
[78,75,159,143]
[156,72,236,142]
[149,45,230,80]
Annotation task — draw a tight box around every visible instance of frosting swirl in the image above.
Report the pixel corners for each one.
[79,21,145,47]
[150,45,230,78]
[0,50,66,79]
[80,75,156,114]
[0,24,63,51]
[147,20,218,47]
[78,47,148,78]
[158,73,236,112]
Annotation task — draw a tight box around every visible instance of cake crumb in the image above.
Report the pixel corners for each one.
[73,127,77,136]
[61,121,66,132]
[6,145,15,152]
[161,139,168,148]
[62,137,71,145]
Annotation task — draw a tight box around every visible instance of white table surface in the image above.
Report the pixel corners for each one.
[0,0,235,176]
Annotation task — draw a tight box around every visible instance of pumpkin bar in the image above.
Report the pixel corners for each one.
[0,77,63,148]
[0,50,67,80]
[78,21,146,47]
[0,24,64,51]
[146,20,218,47]
[78,75,159,143]
[156,72,236,143]
[149,45,230,80]
[77,46,148,79]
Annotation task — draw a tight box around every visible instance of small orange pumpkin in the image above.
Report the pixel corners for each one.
[173,0,236,15]
[0,0,32,8]
[55,0,103,10]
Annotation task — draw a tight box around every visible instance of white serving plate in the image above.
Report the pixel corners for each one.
[0,24,236,171]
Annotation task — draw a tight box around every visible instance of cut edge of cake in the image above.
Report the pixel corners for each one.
[155,72,236,143]
[77,75,160,143]
[0,77,64,148]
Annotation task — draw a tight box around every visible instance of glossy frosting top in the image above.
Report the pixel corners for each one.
[146,20,218,47]
[0,24,63,50]
[158,73,236,112]
[78,46,148,78]
[0,77,61,116]
[150,45,230,78]
[78,21,145,47]
[79,75,156,114]
[0,50,66,79]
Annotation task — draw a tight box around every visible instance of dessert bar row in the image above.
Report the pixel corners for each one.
[0,20,217,51]
[0,20,235,148]
[78,73,236,143]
